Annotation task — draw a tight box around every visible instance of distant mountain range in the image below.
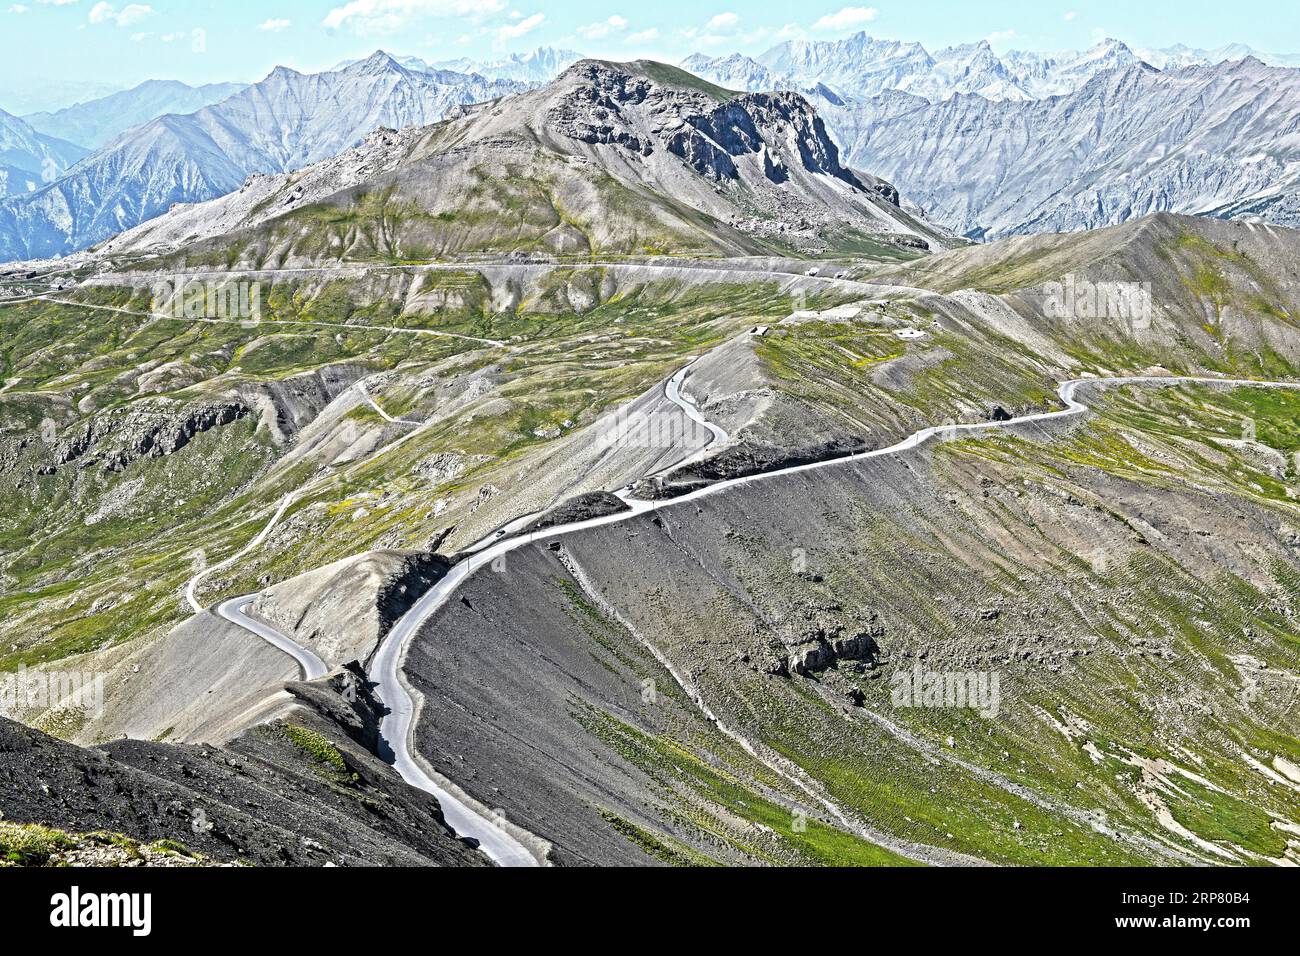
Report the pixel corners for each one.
[683,32,1300,101]
[803,56,1300,239]
[0,53,528,262]
[681,34,1300,238]
[4,34,1300,264]
[1137,42,1300,70]
[0,77,124,117]
[830,56,1300,237]
[335,46,582,83]
[429,46,582,82]
[23,80,248,150]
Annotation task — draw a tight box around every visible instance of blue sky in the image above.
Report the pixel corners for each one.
[3,0,1298,106]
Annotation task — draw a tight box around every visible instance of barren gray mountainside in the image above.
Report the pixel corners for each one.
[51,59,949,267]
[0,666,488,866]
[0,107,87,199]
[250,213,1300,866]
[0,53,529,263]
[385,216,1300,865]
[808,57,1300,239]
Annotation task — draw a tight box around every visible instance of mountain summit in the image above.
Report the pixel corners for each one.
[86,58,949,266]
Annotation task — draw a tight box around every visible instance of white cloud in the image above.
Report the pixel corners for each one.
[322,0,505,35]
[679,11,742,47]
[987,29,1016,45]
[704,12,738,33]
[88,2,153,27]
[812,6,878,32]
[577,14,626,40]
[495,9,541,42]
[258,17,291,32]
[773,22,805,42]
[626,26,657,44]
[116,3,150,25]
[8,4,30,12]
[36,0,80,5]
[1063,11,1077,22]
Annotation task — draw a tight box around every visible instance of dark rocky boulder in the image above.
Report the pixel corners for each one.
[523,491,631,533]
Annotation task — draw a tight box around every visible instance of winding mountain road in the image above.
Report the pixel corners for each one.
[355,380,421,425]
[180,277,1300,866]
[216,596,327,680]
[460,356,726,556]
[364,372,1300,865]
[663,359,729,465]
[186,490,299,614]
[36,295,509,348]
[369,572,541,867]
[70,257,925,305]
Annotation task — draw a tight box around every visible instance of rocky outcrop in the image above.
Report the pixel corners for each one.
[551,62,857,189]
[664,124,738,180]
[549,62,655,155]
[0,669,488,866]
[238,363,370,446]
[283,662,383,752]
[783,618,885,676]
[251,550,454,666]
[741,92,851,182]
[870,180,900,206]
[49,400,250,475]
[523,491,631,534]
[25,361,367,479]
[642,433,872,497]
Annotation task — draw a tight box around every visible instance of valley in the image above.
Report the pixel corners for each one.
[5,208,1300,866]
